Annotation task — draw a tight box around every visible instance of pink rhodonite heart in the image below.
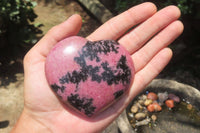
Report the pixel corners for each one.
[45,36,135,117]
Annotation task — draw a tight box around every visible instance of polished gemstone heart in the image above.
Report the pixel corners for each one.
[45,36,135,117]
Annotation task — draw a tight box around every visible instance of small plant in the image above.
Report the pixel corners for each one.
[0,0,41,56]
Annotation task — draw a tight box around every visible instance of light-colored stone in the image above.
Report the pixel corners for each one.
[135,113,146,121]
[130,105,138,113]
[116,111,136,133]
[151,115,157,122]
[139,94,147,101]
[128,112,134,118]
[138,99,144,105]
[187,104,193,110]
[135,103,143,110]
[135,118,150,126]
[144,99,153,106]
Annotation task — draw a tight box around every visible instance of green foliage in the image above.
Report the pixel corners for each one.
[115,0,199,16]
[0,0,40,53]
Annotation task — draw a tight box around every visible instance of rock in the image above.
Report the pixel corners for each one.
[158,92,168,104]
[143,107,148,114]
[147,92,158,101]
[130,105,138,114]
[102,120,118,133]
[147,79,200,109]
[168,93,180,103]
[135,118,151,126]
[144,99,153,106]
[147,103,162,112]
[128,112,134,118]
[151,115,157,122]
[136,103,143,110]
[165,99,174,108]
[147,104,155,112]
[45,36,135,117]
[125,79,200,133]
[15,73,24,81]
[187,104,193,110]
[116,111,135,133]
[153,103,162,112]
[139,94,147,101]
[138,99,144,105]
[135,113,146,121]
[77,0,114,23]
[9,60,15,65]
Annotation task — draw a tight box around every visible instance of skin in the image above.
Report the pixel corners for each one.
[11,2,183,133]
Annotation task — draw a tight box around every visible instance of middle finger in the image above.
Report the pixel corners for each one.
[119,6,181,54]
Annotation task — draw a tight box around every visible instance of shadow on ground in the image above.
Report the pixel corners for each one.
[0,121,9,129]
[0,59,23,87]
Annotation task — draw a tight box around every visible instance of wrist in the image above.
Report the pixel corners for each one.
[11,109,52,133]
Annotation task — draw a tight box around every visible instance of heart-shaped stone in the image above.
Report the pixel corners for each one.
[45,36,135,117]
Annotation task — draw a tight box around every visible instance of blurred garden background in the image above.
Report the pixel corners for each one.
[0,0,200,132]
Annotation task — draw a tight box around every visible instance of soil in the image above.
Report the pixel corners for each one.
[34,0,100,36]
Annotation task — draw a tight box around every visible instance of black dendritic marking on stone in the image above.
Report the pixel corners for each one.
[87,65,102,83]
[67,93,96,116]
[113,90,124,99]
[101,61,115,85]
[116,55,132,85]
[59,41,132,91]
[59,69,88,85]
[51,83,65,93]
[81,40,119,62]
[101,55,131,85]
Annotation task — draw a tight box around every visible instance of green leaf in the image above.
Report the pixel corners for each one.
[34,22,42,27]
[9,11,20,17]
[31,1,37,7]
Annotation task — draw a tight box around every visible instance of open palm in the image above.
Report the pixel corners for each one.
[13,3,183,133]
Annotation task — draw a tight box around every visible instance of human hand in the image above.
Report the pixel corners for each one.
[11,2,183,133]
